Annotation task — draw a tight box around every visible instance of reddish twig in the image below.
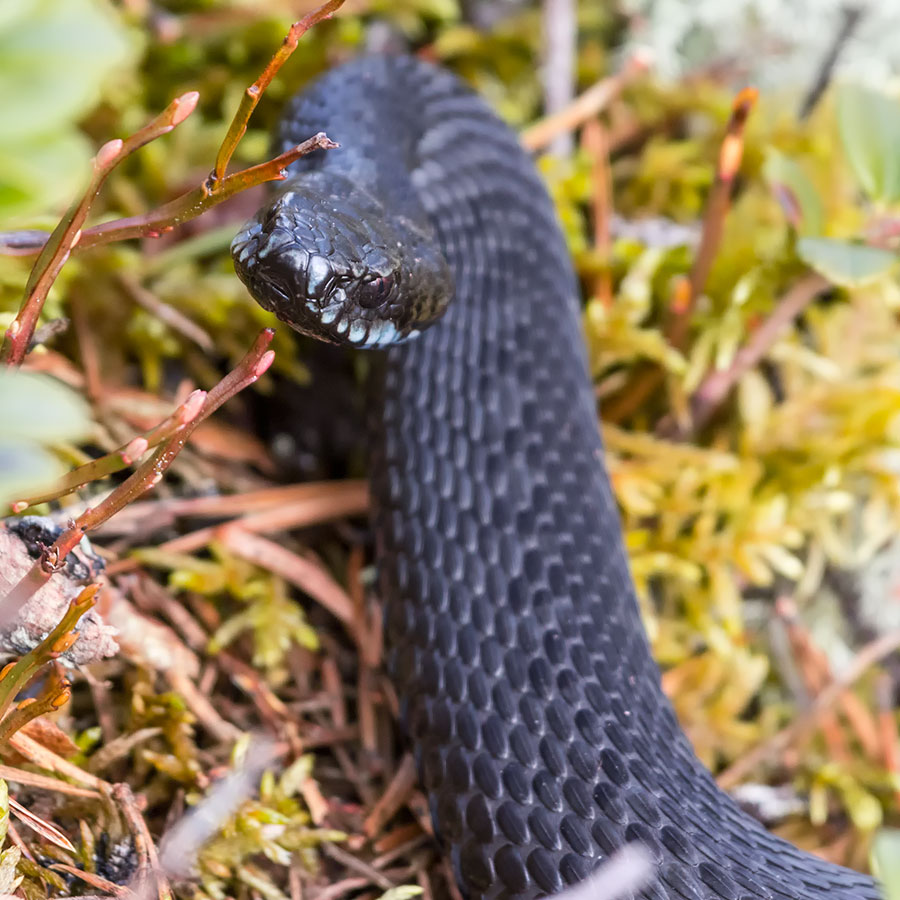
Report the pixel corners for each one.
[659,273,828,437]
[0,330,275,620]
[582,118,614,307]
[212,0,346,185]
[0,136,336,262]
[877,672,900,806]
[363,753,418,839]
[521,52,650,152]
[0,93,199,366]
[604,89,758,425]
[718,626,900,789]
[668,87,758,351]
[0,583,99,724]
[12,390,207,511]
[80,132,337,251]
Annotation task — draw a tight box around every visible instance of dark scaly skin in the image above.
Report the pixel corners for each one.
[234,56,882,900]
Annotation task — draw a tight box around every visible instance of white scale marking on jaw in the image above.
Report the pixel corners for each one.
[307,256,330,293]
[366,320,397,346]
[348,321,367,343]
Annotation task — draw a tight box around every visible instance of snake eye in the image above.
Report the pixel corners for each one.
[357,274,395,309]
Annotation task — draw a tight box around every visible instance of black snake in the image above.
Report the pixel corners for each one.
[231,55,882,900]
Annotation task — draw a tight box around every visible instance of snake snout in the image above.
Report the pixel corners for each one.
[232,171,454,348]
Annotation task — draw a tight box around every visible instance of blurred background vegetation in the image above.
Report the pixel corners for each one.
[0,0,899,898]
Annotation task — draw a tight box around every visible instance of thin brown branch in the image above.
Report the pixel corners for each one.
[521,52,650,152]
[661,273,828,437]
[0,764,101,799]
[104,481,368,568]
[0,330,275,620]
[212,0,346,185]
[9,795,76,852]
[668,86,758,351]
[12,390,206,511]
[50,865,129,898]
[114,782,173,900]
[7,729,110,791]
[118,273,214,352]
[0,93,198,366]
[216,527,357,632]
[877,672,900,806]
[582,118,614,306]
[78,133,337,251]
[363,753,418,839]
[717,626,900,789]
[0,133,337,260]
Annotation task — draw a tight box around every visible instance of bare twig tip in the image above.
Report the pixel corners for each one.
[628,47,655,72]
[173,91,200,125]
[75,583,101,607]
[734,86,760,112]
[95,139,124,170]
[180,389,207,425]
[254,350,276,378]
[51,685,72,709]
[123,437,149,464]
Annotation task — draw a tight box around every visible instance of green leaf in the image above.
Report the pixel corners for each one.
[0,0,133,142]
[0,370,91,443]
[0,371,91,506]
[0,0,135,217]
[797,237,897,287]
[763,149,824,234]
[836,83,900,204]
[872,829,900,900]
[0,438,65,506]
[0,131,89,220]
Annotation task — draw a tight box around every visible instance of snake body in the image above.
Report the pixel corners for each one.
[232,56,881,900]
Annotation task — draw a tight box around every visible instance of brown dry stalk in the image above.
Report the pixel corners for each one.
[0,764,101,799]
[114,782,173,900]
[218,527,357,631]
[718,626,900,789]
[682,273,828,434]
[363,753,418,838]
[582,118,614,307]
[8,730,109,791]
[669,86,759,350]
[603,89,759,427]
[1,330,275,620]
[1,93,198,366]
[521,53,650,152]
[212,0,346,184]
[122,481,369,560]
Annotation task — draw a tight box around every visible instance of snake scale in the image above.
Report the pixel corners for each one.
[231,55,882,900]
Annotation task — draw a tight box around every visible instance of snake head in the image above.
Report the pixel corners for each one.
[231,173,453,348]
